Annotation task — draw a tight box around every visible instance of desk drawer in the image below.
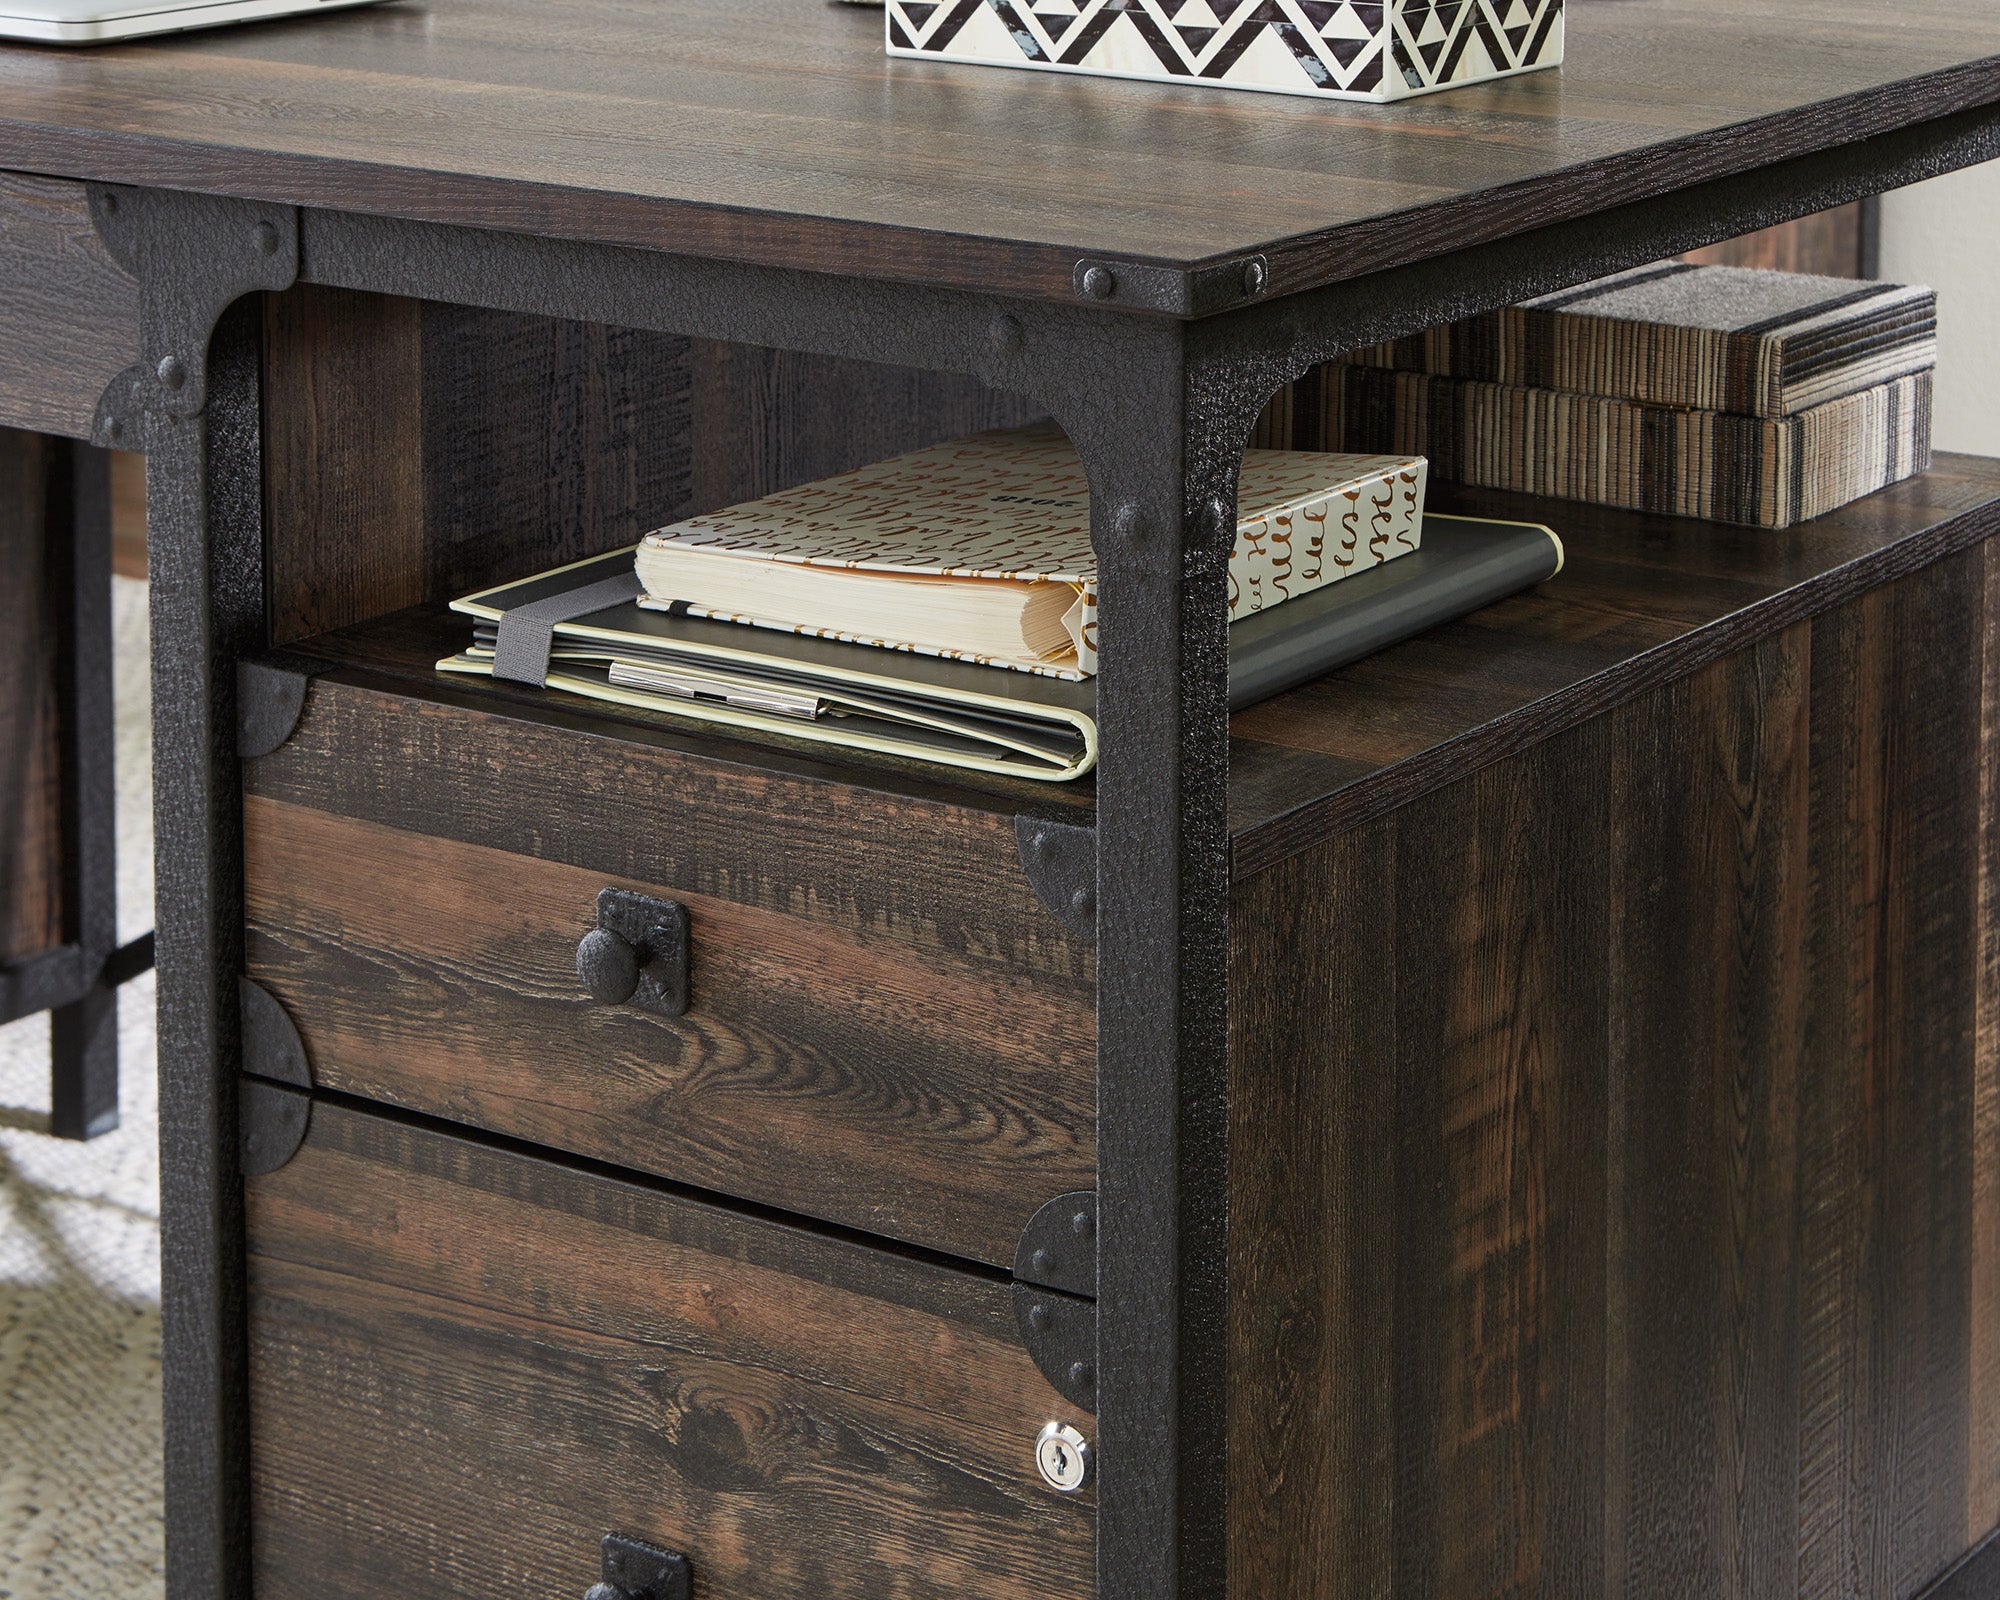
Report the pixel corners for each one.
[241,672,1097,1268]
[248,1100,1095,1600]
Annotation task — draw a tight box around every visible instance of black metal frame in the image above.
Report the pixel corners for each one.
[0,434,154,1140]
[99,89,2000,1600]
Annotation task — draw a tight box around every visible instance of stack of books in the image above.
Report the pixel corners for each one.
[1255,264,1938,529]
[443,424,1566,782]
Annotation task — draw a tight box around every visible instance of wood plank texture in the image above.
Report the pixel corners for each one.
[0,0,1991,298]
[242,679,1095,1268]
[0,171,137,438]
[0,428,64,962]
[262,285,1036,646]
[1228,541,1999,1599]
[247,1101,1094,1600]
[1230,456,2000,875]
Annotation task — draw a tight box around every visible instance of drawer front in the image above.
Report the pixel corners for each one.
[242,674,1097,1268]
[248,1102,1095,1600]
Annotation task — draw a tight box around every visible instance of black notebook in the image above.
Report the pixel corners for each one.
[440,514,1563,783]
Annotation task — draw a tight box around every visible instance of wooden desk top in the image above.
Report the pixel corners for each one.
[0,0,1994,300]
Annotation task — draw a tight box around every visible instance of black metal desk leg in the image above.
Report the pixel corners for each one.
[48,438,123,1139]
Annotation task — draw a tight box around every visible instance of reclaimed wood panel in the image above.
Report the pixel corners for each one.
[0,172,138,439]
[0,0,1993,298]
[262,285,1034,646]
[243,798,1095,1268]
[247,1102,1094,1600]
[1228,541,1999,1598]
[0,429,63,962]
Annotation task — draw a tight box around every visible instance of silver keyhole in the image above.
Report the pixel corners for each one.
[1035,1420,1094,1493]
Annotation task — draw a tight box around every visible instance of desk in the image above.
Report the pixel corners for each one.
[2,2,2000,1596]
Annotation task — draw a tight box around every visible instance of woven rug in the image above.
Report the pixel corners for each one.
[0,577,162,1600]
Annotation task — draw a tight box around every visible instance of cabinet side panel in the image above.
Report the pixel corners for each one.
[1976,537,2000,1545]
[1799,551,1987,1599]
[1229,720,1613,1600]
[1228,543,1997,1597]
[1606,622,1812,1600]
[1227,824,1397,1600]
[0,427,64,962]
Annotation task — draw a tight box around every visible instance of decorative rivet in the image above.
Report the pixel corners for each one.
[990,312,1024,354]
[1035,1420,1094,1494]
[1107,501,1144,551]
[1068,1361,1094,1390]
[1032,1247,1055,1276]
[1242,258,1267,297]
[1071,1210,1093,1237]
[105,417,123,442]
[584,1586,622,1600]
[1080,265,1116,300]
[1028,1302,1051,1332]
[1069,886,1095,921]
[253,220,280,256]
[157,355,186,391]
[101,192,118,214]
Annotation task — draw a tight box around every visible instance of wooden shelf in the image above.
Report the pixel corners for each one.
[298,458,2000,866]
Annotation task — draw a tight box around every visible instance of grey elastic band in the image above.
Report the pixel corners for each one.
[492,570,646,686]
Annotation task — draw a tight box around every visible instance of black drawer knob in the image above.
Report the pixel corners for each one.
[576,927,641,1005]
[575,889,692,1018]
[589,1533,690,1600]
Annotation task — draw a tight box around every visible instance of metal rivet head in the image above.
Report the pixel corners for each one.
[1035,1420,1094,1493]
[1071,1209,1093,1237]
[101,192,118,213]
[1068,1361,1094,1390]
[1242,258,1267,296]
[989,312,1024,354]
[1080,265,1116,300]
[1069,886,1095,920]
[1031,1247,1055,1275]
[156,355,186,391]
[584,1586,622,1600]
[253,220,280,256]
[104,417,123,442]
[1028,1302,1051,1332]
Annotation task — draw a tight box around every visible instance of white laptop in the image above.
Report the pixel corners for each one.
[0,0,382,43]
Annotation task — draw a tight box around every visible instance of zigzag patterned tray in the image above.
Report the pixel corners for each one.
[884,0,1564,103]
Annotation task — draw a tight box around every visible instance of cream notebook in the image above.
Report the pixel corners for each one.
[636,423,1427,678]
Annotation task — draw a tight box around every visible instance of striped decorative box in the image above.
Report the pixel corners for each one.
[882,0,1564,103]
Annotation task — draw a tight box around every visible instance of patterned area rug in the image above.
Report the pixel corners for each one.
[0,577,162,1600]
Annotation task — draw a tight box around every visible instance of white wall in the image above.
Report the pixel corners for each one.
[1879,163,2000,454]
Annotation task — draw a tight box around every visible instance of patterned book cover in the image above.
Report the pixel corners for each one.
[1314,366,1931,529]
[1337,263,1938,419]
[881,0,1562,104]
[637,423,1426,677]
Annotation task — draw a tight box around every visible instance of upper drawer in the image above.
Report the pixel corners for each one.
[0,171,139,438]
[241,668,1097,1269]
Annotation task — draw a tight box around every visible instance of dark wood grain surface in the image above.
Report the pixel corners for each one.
[0,172,137,439]
[1231,454,2000,875]
[263,285,1036,647]
[1227,538,2000,1599]
[248,1101,1095,1600]
[0,429,63,963]
[242,678,1095,1268]
[0,0,1993,298]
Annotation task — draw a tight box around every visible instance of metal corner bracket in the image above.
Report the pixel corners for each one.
[87,184,299,447]
[1072,252,1268,317]
[1015,1191,1098,1411]
[239,976,312,1090]
[237,656,327,758]
[1015,814,1097,941]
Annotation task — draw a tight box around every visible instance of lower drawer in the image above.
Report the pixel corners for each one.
[247,1101,1096,1600]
